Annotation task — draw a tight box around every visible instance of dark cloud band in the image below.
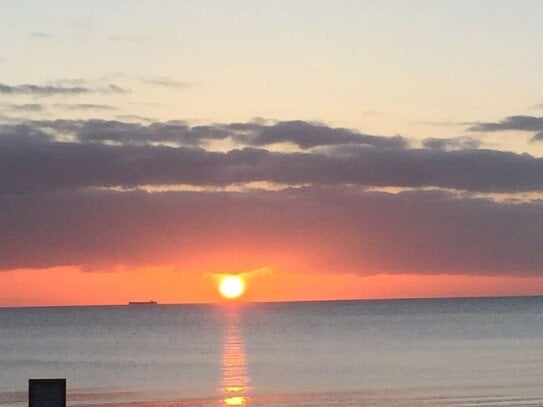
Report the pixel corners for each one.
[1,119,542,194]
[0,187,541,275]
[1,117,541,276]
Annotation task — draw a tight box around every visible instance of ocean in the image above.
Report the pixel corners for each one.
[1,297,543,406]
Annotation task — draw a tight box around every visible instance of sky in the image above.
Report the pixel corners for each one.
[1,0,543,306]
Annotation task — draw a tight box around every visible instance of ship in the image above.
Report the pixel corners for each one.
[128,300,158,305]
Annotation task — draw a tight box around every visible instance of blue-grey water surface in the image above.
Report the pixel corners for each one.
[1,297,543,406]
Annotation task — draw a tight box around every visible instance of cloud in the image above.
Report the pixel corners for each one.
[244,120,407,149]
[0,123,53,144]
[422,137,481,151]
[0,102,115,114]
[0,187,541,276]
[1,117,541,277]
[141,76,192,88]
[0,82,128,96]
[48,78,88,87]
[1,119,542,194]
[467,113,543,144]
[115,114,155,122]
[99,84,128,94]
[4,103,44,112]
[25,119,407,149]
[468,115,543,132]
[531,131,543,142]
[0,83,89,96]
[53,103,116,111]
[29,32,50,38]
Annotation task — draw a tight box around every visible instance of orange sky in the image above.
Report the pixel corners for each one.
[2,266,543,307]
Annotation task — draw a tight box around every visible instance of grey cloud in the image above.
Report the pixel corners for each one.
[422,137,481,151]
[468,115,543,132]
[0,83,89,96]
[5,103,44,112]
[53,103,116,111]
[0,82,128,96]
[115,114,155,122]
[1,117,542,276]
[531,131,543,142]
[0,124,53,144]
[42,119,203,145]
[30,119,406,149]
[48,78,88,87]
[1,119,542,194]
[99,84,128,94]
[141,76,192,88]
[0,187,541,276]
[245,120,407,149]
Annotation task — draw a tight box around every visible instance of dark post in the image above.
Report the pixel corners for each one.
[29,379,66,407]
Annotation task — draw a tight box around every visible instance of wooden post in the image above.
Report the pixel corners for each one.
[29,379,66,407]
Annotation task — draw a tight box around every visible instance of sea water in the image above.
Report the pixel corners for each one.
[1,297,543,406]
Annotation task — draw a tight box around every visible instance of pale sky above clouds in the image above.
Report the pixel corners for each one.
[1,0,543,153]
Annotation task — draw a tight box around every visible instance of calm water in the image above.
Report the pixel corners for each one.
[1,297,543,406]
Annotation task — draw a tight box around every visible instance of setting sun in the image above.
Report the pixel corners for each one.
[219,276,246,299]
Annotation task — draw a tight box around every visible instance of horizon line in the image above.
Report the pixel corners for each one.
[2,293,542,310]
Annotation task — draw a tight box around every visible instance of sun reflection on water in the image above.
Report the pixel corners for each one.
[220,309,251,406]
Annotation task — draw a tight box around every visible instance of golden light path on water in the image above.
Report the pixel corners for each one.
[220,308,251,406]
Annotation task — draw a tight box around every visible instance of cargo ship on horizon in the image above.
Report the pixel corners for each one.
[128,301,158,305]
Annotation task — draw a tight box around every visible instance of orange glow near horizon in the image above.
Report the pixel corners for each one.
[1,266,543,307]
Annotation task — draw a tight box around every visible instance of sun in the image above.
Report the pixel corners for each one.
[219,275,246,299]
